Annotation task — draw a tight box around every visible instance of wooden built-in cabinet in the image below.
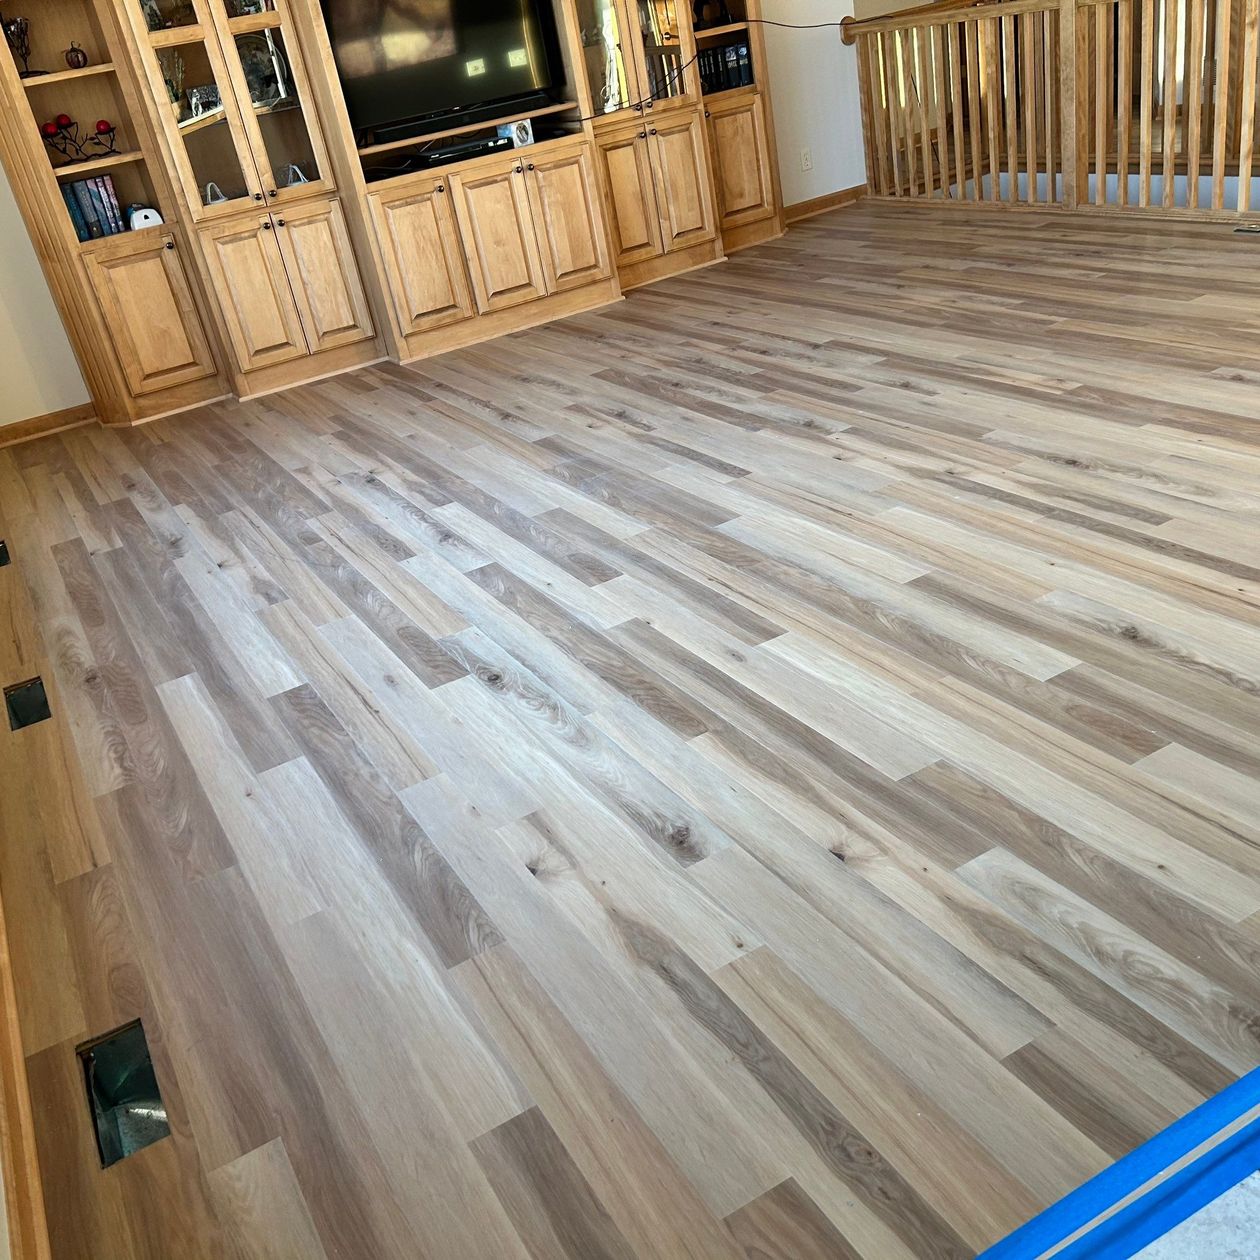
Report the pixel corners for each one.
[82,231,218,395]
[368,178,475,336]
[0,0,783,430]
[705,92,777,230]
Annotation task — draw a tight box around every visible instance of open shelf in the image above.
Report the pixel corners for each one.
[53,149,145,178]
[357,100,580,158]
[24,62,117,88]
[695,21,749,38]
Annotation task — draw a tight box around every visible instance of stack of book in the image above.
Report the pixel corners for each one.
[61,174,127,241]
[698,42,753,94]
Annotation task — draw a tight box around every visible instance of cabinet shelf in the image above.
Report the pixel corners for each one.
[357,100,580,158]
[695,21,749,38]
[53,149,146,178]
[23,63,117,88]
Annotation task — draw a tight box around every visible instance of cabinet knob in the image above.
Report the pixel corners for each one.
[646,101,654,109]
[164,240,175,250]
[638,131,647,139]
[633,102,642,111]
[649,128,657,135]
[253,192,264,201]
[514,165,523,174]
[704,110,711,118]
[527,162,535,170]
[268,189,277,197]
[276,218,286,226]
[262,220,272,230]
[436,184,445,193]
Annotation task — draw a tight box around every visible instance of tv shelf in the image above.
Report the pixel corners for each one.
[357,100,581,159]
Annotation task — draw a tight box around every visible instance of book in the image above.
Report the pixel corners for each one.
[736,43,753,86]
[96,175,125,234]
[84,178,116,235]
[70,180,104,238]
[62,186,90,242]
[724,44,740,90]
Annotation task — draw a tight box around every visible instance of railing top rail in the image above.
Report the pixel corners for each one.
[841,0,1058,42]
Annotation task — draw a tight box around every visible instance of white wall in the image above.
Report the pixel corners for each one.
[0,162,89,429]
[762,0,867,206]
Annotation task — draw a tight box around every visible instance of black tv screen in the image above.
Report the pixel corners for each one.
[322,0,564,137]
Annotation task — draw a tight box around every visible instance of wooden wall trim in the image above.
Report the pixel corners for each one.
[784,184,868,222]
[0,559,53,1260]
[0,403,95,450]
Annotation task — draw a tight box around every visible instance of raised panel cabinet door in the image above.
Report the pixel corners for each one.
[368,179,475,336]
[647,111,718,252]
[594,125,664,267]
[273,198,375,353]
[448,159,547,314]
[82,234,217,398]
[707,94,776,229]
[524,146,612,293]
[199,215,308,372]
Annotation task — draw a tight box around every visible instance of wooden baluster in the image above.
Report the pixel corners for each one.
[899,29,921,195]
[1094,1,1108,202]
[915,26,937,195]
[949,22,968,196]
[867,35,893,196]
[1001,14,1018,200]
[1212,0,1234,208]
[1046,8,1060,200]
[1140,0,1155,204]
[984,17,1005,199]
[882,28,906,194]
[933,24,952,196]
[1117,0,1133,204]
[857,32,881,196]
[1163,0,1182,206]
[1185,0,1206,206]
[1022,12,1040,201]
[1239,0,1259,211]
[1076,0,1092,202]
[1060,0,1080,206]
[967,19,986,198]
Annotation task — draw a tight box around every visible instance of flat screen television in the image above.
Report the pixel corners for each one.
[321,0,566,141]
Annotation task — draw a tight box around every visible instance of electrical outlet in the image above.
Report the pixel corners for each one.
[800,147,813,172]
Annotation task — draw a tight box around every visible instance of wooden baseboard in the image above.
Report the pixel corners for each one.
[784,184,868,223]
[0,402,95,449]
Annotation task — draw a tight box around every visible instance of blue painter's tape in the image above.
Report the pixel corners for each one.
[980,1064,1260,1260]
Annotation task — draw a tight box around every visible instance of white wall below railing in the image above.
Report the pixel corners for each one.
[0,164,89,430]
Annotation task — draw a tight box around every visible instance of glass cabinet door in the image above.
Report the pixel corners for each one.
[630,0,694,107]
[218,0,332,205]
[146,29,261,213]
[576,0,640,117]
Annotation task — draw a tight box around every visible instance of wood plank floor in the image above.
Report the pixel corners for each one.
[3,201,1260,1259]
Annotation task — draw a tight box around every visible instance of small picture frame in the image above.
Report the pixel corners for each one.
[186,85,220,118]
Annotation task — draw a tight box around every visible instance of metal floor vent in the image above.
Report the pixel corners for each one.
[0,539,9,566]
[78,1021,170,1168]
[4,677,51,730]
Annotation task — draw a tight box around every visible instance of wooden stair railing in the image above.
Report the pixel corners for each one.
[843,0,1260,217]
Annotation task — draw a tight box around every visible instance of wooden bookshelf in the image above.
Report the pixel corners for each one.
[52,148,145,178]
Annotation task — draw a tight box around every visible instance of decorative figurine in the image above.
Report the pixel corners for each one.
[63,41,89,69]
[3,15,47,78]
[40,115,118,163]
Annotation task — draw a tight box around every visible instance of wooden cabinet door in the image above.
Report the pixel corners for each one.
[368,178,474,336]
[273,198,374,353]
[199,215,308,372]
[706,94,776,230]
[594,124,664,267]
[82,233,217,398]
[524,146,611,292]
[647,111,718,252]
[448,158,547,314]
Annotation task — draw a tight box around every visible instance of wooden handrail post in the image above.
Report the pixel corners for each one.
[1058,0,1078,206]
